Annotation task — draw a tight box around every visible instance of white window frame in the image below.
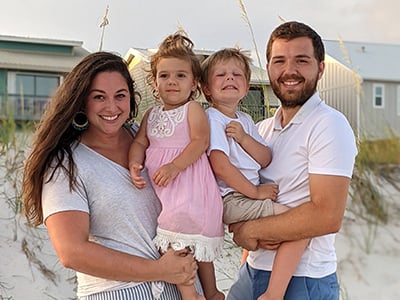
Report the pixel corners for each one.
[372,83,384,108]
[397,85,400,116]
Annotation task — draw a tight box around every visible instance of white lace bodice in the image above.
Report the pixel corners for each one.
[147,104,186,138]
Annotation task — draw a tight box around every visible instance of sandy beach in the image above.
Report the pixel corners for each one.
[1,164,399,299]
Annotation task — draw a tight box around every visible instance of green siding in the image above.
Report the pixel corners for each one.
[0,40,73,54]
[0,69,6,94]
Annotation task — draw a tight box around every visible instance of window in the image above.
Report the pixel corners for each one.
[240,87,263,120]
[14,73,59,97]
[7,72,61,120]
[373,84,384,108]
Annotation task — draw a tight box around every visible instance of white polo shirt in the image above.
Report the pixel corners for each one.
[249,92,357,277]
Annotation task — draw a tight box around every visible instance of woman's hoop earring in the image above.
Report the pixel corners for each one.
[72,111,89,131]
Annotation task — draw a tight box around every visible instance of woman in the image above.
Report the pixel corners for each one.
[22,51,198,299]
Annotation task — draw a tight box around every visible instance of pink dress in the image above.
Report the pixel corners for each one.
[145,101,224,262]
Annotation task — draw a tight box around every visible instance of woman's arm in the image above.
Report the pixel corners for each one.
[46,210,197,285]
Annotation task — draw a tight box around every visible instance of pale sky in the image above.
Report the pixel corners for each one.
[1,0,398,64]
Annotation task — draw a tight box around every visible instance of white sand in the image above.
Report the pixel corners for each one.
[1,169,399,299]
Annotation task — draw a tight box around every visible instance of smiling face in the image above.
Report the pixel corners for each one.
[85,71,130,135]
[155,57,197,110]
[203,57,250,108]
[267,37,324,108]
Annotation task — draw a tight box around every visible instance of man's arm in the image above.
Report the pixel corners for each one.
[230,174,351,250]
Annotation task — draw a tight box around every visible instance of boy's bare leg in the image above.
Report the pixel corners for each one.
[258,238,310,300]
[257,202,310,300]
[241,249,249,265]
[197,261,225,300]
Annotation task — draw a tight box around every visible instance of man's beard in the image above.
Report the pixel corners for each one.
[270,75,318,108]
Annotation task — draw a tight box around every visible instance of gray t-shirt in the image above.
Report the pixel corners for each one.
[42,142,163,297]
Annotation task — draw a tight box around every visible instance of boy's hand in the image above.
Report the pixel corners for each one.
[226,121,247,144]
[129,163,146,189]
[256,184,278,200]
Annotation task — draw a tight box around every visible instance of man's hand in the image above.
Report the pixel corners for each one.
[230,221,283,251]
[229,222,259,251]
[257,240,282,250]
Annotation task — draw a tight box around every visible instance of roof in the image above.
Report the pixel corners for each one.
[0,34,83,47]
[323,40,400,82]
[0,47,90,73]
[124,47,269,85]
[0,35,90,73]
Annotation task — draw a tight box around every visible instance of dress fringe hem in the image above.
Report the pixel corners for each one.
[154,227,224,262]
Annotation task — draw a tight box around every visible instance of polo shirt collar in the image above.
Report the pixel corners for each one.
[272,92,322,130]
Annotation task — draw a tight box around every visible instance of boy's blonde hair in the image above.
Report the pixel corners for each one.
[147,31,202,100]
[200,48,252,103]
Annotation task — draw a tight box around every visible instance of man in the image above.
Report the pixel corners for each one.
[228,21,358,300]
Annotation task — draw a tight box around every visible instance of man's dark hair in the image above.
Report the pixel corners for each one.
[266,21,325,63]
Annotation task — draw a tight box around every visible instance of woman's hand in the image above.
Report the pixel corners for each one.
[158,248,197,285]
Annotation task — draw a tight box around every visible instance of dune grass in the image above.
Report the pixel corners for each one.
[349,137,400,227]
[0,4,398,297]
[0,118,32,243]
[357,137,400,167]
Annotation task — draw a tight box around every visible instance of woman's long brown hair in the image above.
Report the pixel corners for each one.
[22,51,138,226]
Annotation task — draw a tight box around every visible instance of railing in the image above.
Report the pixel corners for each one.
[201,101,276,123]
[0,94,276,123]
[239,103,268,123]
[0,94,49,121]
